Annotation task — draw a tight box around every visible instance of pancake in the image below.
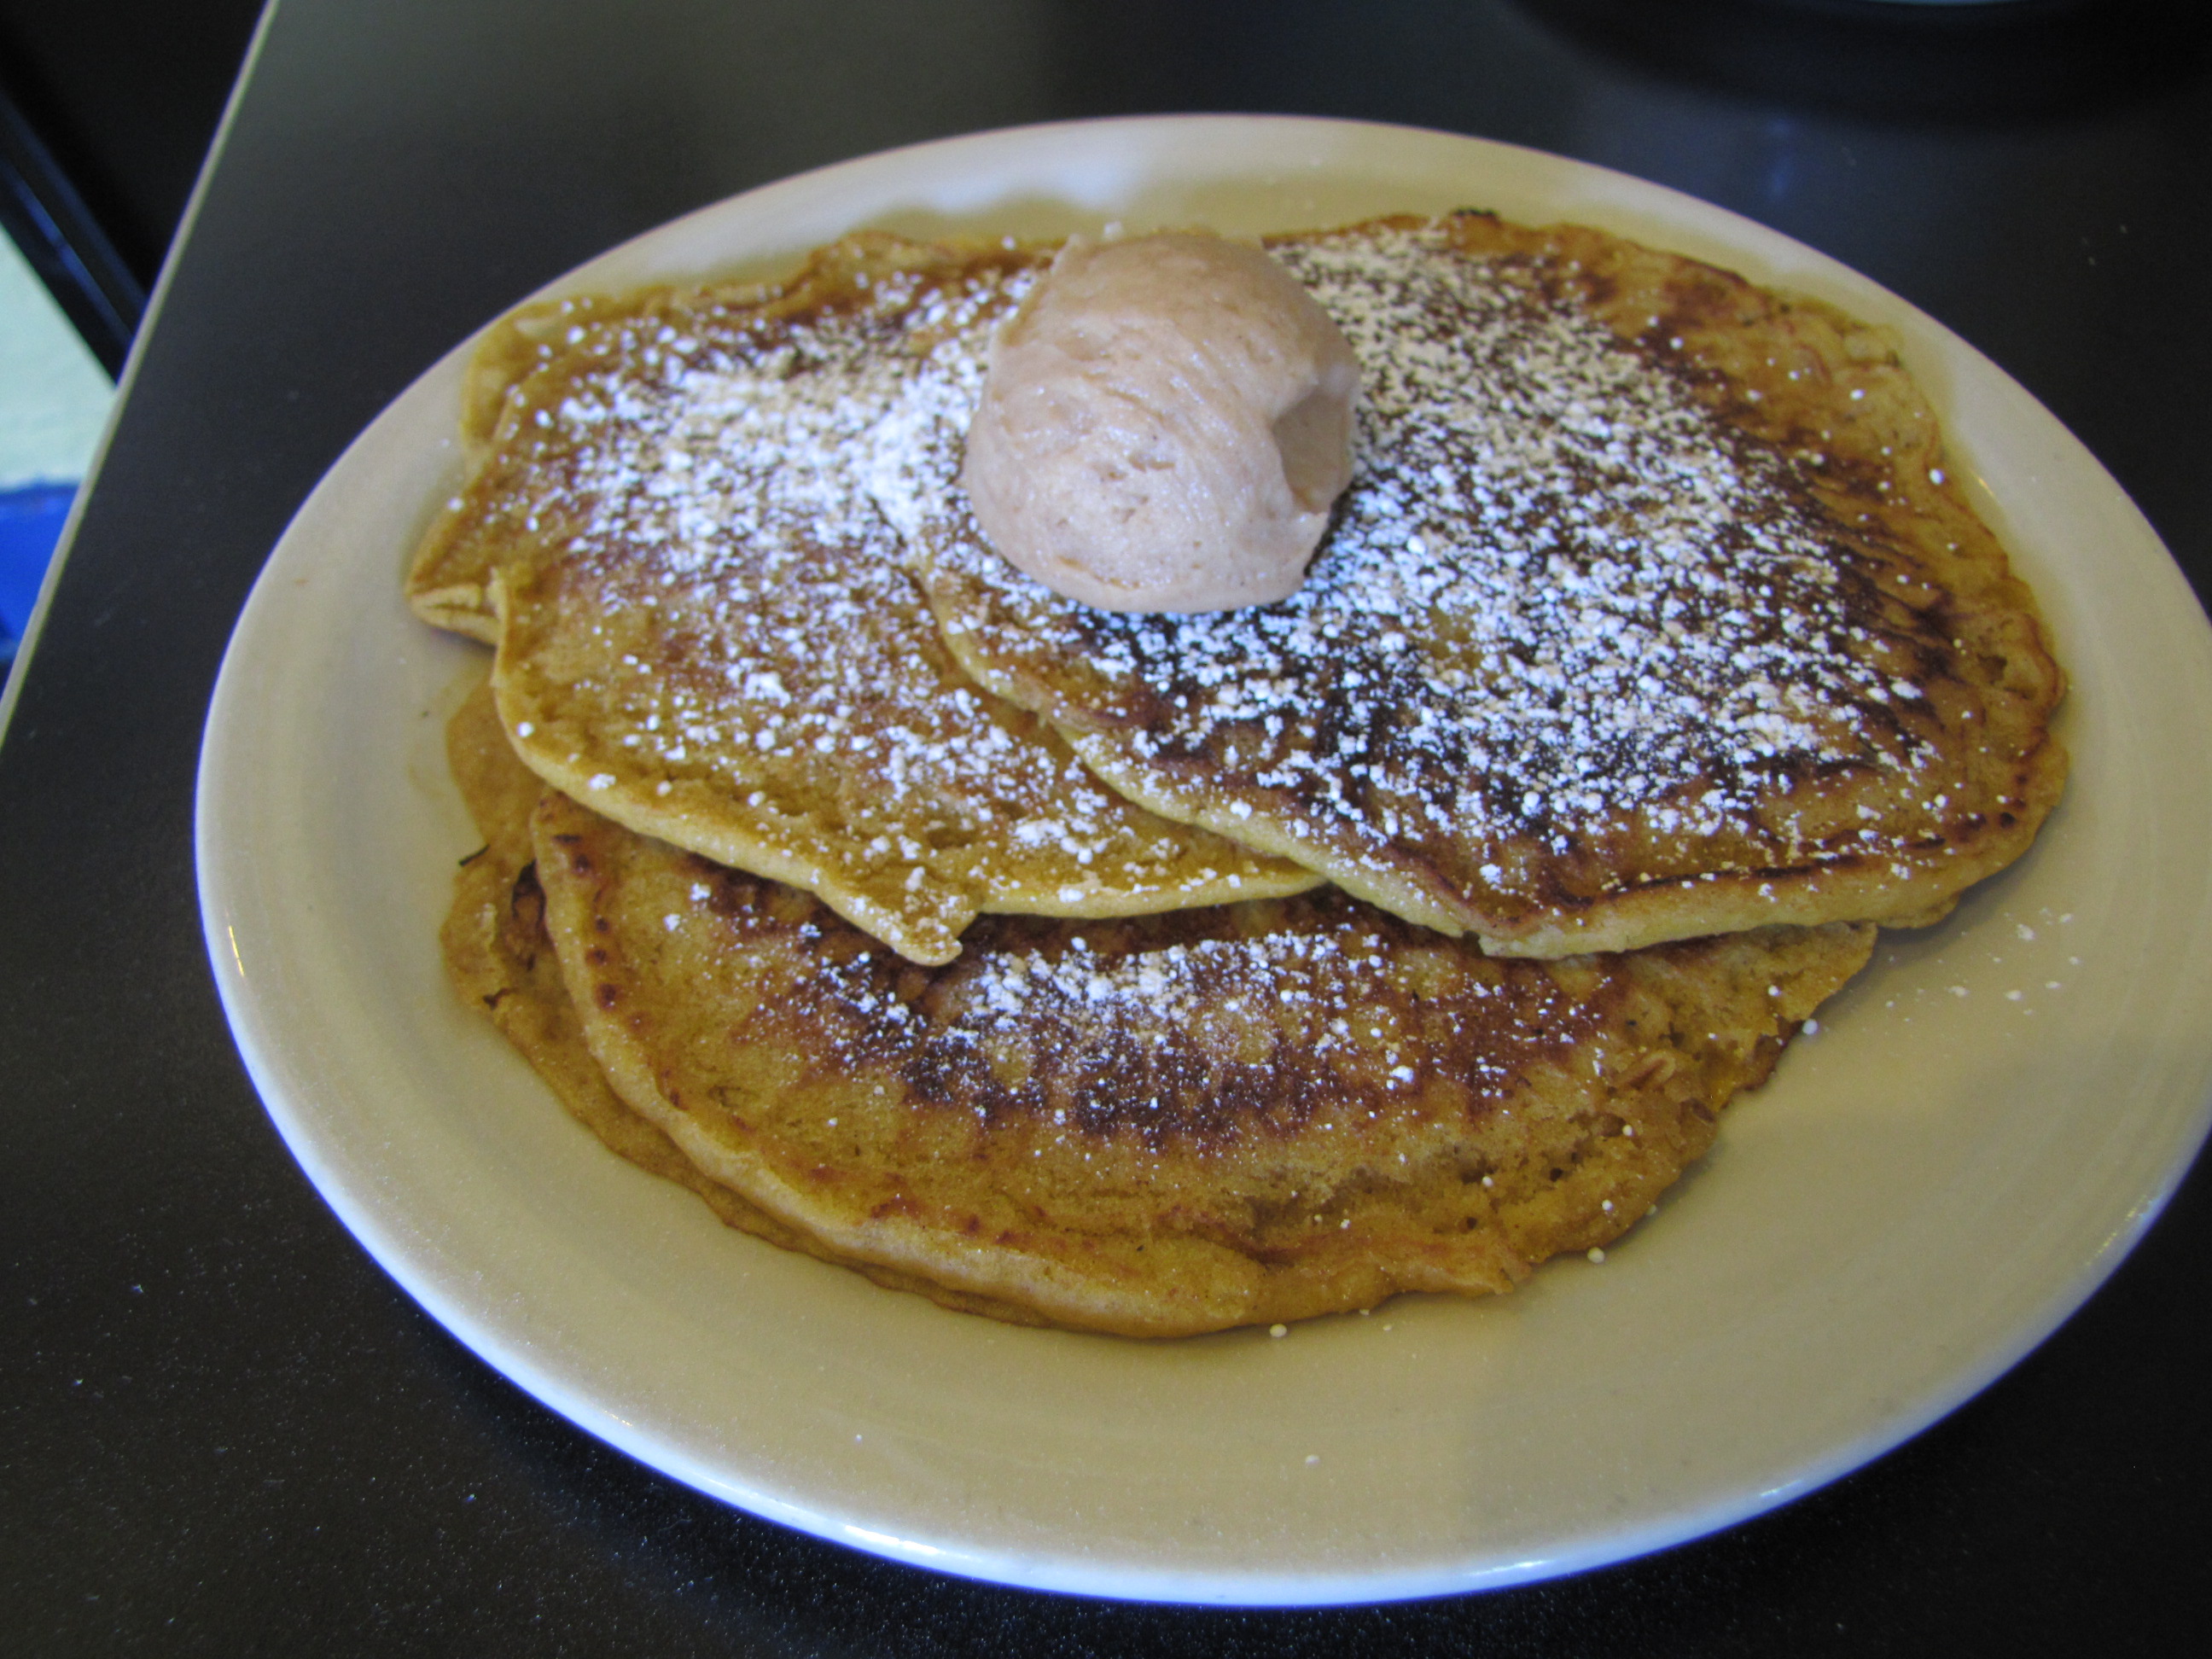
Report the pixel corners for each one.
[442,682,784,1214]
[408,235,1315,968]
[528,781,1873,1337]
[439,683,1075,1324]
[880,214,2067,956]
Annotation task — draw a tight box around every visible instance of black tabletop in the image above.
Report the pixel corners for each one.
[6,1,2209,1650]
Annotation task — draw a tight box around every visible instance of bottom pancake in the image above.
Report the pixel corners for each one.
[484,719,1873,1336]
[441,684,1066,1324]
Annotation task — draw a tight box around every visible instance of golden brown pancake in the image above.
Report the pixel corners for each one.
[527,781,1872,1337]
[887,214,2067,956]
[408,235,1316,968]
[439,684,1074,1324]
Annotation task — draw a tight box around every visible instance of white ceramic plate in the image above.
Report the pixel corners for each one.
[196,116,2212,1605]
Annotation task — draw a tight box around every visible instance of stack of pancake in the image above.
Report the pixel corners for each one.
[409,215,2064,1336]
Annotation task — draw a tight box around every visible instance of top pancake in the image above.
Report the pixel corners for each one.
[883,214,2068,956]
[407,236,1315,966]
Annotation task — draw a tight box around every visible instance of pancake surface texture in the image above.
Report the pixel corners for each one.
[443,684,795,1226]
[882,214,2066,955]
[409,236,1314,967]
[439,685,1084,1324]
[528,783,1872,1336]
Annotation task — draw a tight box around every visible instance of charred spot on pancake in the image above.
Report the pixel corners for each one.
[507,863,544,928]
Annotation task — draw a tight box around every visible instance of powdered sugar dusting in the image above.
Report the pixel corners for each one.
[695,871,1602,1148]
[486,247,1303,962]
[872,221,1959,929]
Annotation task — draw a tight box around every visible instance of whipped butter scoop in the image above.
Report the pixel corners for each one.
[961,231,1359,613]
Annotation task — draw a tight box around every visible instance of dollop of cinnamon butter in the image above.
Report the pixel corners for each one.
[961,231,1359,614]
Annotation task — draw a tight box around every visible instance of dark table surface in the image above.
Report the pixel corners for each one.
[6,1,2210,1650]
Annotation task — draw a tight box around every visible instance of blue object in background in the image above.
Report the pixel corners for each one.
[0,481,75,660]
